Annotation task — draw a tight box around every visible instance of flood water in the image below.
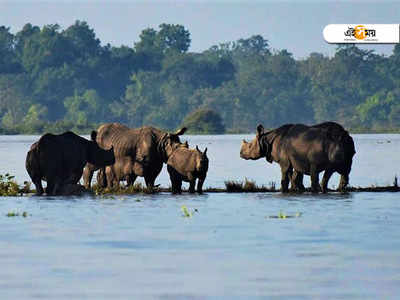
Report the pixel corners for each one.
[0,134,399,299]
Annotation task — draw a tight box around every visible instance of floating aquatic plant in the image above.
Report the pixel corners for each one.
[6,211,29,217]
[181,205,192,217]
[267,211,302,219]
[181,205,198,218]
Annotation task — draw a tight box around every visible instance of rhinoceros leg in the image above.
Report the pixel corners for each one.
[310,165,321,193]
[167,166,182,194]
[95,168,107,188]
[170,177,182,194]
[83,164,97,189]
[197,178,205,194]
[144,163,163,189]
[338,174,349,192]
[144,176,156,189]
[45,180,54,195]
[65,170,83,185]
[321,169,334,193]
[33,179,44,195]
[126,174,137,186]
[280,162,292,193]
[291,171,305,193]
[46,178,61,195]
[105,166,118,188]
[188,180,196,193]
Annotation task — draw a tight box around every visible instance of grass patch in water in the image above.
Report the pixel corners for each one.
[224,179,276,193]
[0,173,32,196]
[224,180,244,192]
[3,172,400,196]
[92,182,161,195]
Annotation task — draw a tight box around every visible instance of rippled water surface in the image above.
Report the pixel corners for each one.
[0,134,399,299]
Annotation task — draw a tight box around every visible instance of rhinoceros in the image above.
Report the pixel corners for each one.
[26,131,115,195]
[83,123,187,189]
[240,122,355,193]
[290,122,356,192]
[167,145,209,194]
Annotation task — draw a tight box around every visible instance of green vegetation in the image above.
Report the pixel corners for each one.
[0,173,22,196]
[92,182,160,195]
[267,211,302,219]
[6,211,29,217]
[0,21,399,134]
[1,172,400,196]
[181,108,225,134]
[224,179,276,192]
[181,205,198,218]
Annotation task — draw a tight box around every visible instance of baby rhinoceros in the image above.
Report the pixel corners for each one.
[167,145,209,194]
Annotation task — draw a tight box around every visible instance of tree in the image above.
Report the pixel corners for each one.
[21,104,48,133]
[0,26,20,73]
[64,89,106,125]
[63,20,101,59]
[157,23,191,54]
[181,108,225,134]
[0,74,30,130]
[20,24,75,75]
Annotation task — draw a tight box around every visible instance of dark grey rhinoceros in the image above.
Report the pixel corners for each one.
[83,123,187,189]
[240,122,355,193]
[290,122,356,192]
[26,131,115,195]
[167,145,209,194]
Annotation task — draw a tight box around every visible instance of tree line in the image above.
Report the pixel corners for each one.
[0,21,399,134]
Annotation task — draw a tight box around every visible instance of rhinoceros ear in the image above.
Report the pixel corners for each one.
[91,130,97,142]
[175,127,187,136]
[203,147,207,155]
[196,145,200,152]
[257,124,264,136]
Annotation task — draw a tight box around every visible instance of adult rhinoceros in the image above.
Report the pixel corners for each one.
[83,123,187,189]
[83,123,130,188]
[290,122,356,192]
[240,122,355,193]
[26,131,115,195]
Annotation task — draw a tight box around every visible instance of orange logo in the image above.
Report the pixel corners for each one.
[354,25,366,40]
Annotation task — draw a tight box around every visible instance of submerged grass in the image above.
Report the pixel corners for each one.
[1,172,400,196]
[224,179,276,193]
[92,182,161,195]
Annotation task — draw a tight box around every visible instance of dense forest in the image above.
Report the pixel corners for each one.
[0,21,399,134]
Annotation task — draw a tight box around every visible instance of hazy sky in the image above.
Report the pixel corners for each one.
[0,1,398,58]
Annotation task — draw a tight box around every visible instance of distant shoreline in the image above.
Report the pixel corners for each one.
[1,130,400,136]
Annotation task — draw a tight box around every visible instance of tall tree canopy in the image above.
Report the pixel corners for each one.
[0,21,399,134]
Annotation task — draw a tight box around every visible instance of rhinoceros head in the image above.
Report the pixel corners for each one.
[161,127,187,161]
[240,124,265,160]
[195,146,209,173]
